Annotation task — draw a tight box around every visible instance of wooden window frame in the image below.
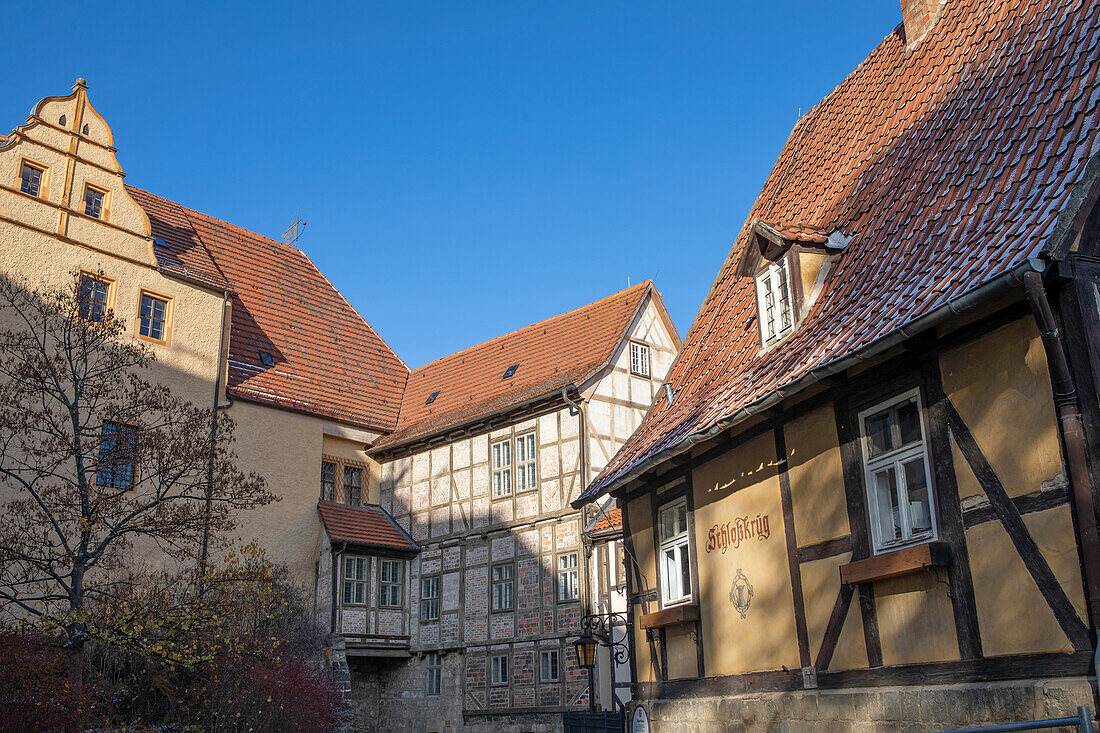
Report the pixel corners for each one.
[557,552,579,603]
[342,556,368,606]
[320,455,368,506]
[17,158,48,198]
[426,652,442,695]
[490,654,509,686]
[96,421,138,490]
[539,649,559,682]
[656,496,693,607]
[755,256,796,348]
[379,558,403,608]
[630,341,651,377]
[82,182,109,221]
[491,438,513,498]
[491,563,514,612]
[135,289,173,346]
[858,388,939,554]
[76,271,115,324]
[514,432,537,493]
[421,575,440,622]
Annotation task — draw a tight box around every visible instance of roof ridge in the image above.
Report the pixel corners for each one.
[409,280,652,374]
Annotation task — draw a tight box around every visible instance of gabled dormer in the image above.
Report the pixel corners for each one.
[735,220,849,349]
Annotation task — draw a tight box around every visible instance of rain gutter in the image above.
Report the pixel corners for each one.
[578,257,1048,505]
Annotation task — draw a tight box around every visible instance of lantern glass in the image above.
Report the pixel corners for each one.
[573,633,598,669]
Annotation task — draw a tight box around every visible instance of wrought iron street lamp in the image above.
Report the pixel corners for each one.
[573,612,630,714]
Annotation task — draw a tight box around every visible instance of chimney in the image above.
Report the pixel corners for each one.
[901,0,941,45]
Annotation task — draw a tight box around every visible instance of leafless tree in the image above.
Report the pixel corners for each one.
[0,272,274,686]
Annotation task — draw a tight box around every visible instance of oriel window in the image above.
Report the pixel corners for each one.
[343,557,367,605]
[379,559,403,607]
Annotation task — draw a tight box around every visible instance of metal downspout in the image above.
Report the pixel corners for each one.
[331,542,347,635]
[1021,271,1100,660]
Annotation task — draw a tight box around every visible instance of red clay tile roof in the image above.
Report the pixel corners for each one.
[579,0,1100,503]
[756,221,829,245]
[587,502,622,536]
[129,186,409,431]
[373,282,669,452]
[317,501,419,552]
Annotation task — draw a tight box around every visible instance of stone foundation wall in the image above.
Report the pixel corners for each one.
[632,677,1098,732]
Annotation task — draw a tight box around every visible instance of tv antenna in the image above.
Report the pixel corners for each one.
[282,210,307,246]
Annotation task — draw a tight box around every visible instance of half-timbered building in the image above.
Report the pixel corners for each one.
[574,0,1100,729]
[351,282,679,731]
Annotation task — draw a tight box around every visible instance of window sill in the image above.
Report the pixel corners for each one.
[839,541,950,585]
[639,603,699,629]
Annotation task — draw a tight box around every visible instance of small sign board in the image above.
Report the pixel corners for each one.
[631,704,650,733]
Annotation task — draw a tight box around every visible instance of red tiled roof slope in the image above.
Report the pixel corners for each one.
[317,501,419,551]
[588,503,622,535]
[129,186,409,431]
[580,0,1100,502]
[373,282,659,451]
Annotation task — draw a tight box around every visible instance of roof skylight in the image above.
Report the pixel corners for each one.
[425,390,439,405]
[502,364,519,380]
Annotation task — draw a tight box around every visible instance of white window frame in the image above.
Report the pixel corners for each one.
[343,556,367,606]
[630,341,650,377]
[421,575,440,622]
[426,652,442,695]
[658,498,692,606]
[491,439,512,497]
[491,563,513,611]
[557,552,578,602]
[755,258,794,347]
[539,649,559,682]
[491,654,509,685]
[858,389,938,554]
[379,559,403,607]
[515,432,537,492]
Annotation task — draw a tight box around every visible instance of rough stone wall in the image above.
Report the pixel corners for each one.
[633,678,1098,733]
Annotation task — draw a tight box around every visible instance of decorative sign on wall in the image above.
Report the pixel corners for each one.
[706,514,771,553]
[631,704,650,733]
[729,568,754,619]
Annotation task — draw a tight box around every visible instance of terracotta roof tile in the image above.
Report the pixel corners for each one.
[373,282,664,451]
[587,502,622,535]
[317,501,419,552]
[579,0,1100,503]
[129,186,409,431]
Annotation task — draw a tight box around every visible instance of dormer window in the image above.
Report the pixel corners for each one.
[756,258,794,346]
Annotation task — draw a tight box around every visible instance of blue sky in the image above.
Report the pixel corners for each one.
[4,2,901,368]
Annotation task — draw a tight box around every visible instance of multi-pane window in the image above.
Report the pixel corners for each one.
[343,466,363,506]
[860,391,936,553]
[421,575,440,622]
[539,650,559,682]
[615,543,627,590]
[319,457,365,506]
[491,564,513,611]
[426,652,442,695]
[343,557,367,605]
[658,499,692,605]
[491,439,512,497]
[84,186,105,219]
[630,341,650,377]
[97,422,137,490]
[77,274,110,323]
[557,553,578,602]
[379,559,403,607]
[138,293,169,341]
[515,433,536,492]
[491,655,508,685]
[19,162,44,197]
[755,258,794,346]
[321,461,336,501]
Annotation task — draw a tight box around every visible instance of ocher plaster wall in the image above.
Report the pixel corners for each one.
[940,318,1063,500]
[691,431,800,677]
[784,404,849,546]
